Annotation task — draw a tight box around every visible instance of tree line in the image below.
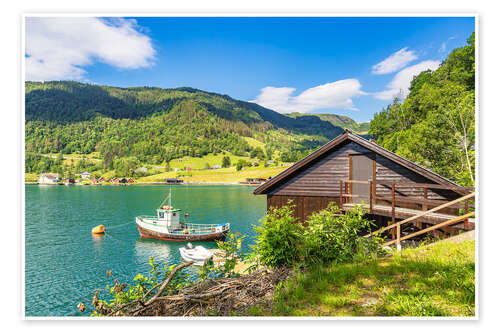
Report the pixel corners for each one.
[369,33,475,186]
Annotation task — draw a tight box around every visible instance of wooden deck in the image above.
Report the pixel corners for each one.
[343,202,475,229]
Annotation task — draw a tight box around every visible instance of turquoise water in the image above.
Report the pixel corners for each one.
[25,185,266,317]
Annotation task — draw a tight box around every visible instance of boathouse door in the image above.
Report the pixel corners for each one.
[350,153,375,203]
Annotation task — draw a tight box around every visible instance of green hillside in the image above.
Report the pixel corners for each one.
[25,82,347,176]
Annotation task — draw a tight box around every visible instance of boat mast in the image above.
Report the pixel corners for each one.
[158,186,173,209]
[169,187,172,207]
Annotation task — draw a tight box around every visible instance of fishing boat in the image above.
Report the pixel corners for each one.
[135,189,230,242]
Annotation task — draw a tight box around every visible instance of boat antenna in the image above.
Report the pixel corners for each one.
[169,186,172,207]
[158,186,173,209]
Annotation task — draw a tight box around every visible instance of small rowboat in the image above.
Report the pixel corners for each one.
[179,243,213,266]
[135,188,230,242]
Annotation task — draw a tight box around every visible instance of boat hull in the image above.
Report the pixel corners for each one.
[136,223,228,242]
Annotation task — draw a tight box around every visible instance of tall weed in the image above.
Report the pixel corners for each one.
[251,203,304,268]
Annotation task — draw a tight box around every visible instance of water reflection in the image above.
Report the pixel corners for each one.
[134,237,173,262]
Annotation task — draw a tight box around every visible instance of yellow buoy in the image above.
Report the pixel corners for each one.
[92,225,106,234]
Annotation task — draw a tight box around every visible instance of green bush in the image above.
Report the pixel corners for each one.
[200,232,246,279]
[251,202,382,269]
[303,203,382,264]
[251,203,304,268]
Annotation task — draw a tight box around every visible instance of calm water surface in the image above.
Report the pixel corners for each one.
[25,185,266,317]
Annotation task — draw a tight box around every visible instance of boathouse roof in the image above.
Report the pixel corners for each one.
[254,129,462,195]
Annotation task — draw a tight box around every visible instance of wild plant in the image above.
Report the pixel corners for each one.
[250,203,305,268]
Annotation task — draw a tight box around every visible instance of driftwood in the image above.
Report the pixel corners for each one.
[102,265,290,317]
[103,261,194,316]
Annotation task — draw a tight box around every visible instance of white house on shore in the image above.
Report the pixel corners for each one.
[75,171,92,179]
[38,173,60,184]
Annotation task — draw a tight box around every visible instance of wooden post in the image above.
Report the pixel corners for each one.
[391,183,396,240]
[396,223,401,252]
[339,180,343,210]
[369,181,373,214]
[423,188,428,211]
[417,187,428,230]
[465,199,469,230]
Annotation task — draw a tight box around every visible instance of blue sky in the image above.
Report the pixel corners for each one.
[25,16,475,122]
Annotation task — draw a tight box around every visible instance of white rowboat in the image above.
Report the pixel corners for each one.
[179,243,213,266]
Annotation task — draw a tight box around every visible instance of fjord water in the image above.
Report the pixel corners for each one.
[25,185,266,317]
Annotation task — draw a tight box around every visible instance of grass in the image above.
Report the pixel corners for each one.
[25,173,39,182]
[168,153,253,170]
[242,136,266,150]
[242,240,475,317]
[136,165,288,184]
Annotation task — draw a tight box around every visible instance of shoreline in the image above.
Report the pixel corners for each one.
[25,182,261,187]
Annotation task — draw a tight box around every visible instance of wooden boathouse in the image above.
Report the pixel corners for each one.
[254,129,475,247]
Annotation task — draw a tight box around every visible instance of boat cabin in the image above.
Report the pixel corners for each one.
[156,206,182,229]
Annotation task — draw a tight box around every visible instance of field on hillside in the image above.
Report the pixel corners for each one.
[168,153,252,170]
[136,165,288,184]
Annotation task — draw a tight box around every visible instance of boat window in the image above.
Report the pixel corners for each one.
[173,212,176,216]
[159,212,164,219]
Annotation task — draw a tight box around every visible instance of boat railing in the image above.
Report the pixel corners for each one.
[137,215,158,220]
[184,222,229,233]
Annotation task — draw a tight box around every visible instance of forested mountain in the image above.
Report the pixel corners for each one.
[369,33,475,186]
[286,113,370,133]
[25,82,348,170]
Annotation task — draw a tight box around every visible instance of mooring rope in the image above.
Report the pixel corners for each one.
[102,231,129,245]
[106,221,132,231]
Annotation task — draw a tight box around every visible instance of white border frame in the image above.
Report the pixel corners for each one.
[21,13,479,321]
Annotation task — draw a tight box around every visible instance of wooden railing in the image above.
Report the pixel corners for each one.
[363,192,475,251]
[339,179,475,229]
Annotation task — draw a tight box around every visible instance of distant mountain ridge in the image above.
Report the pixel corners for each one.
[286,112,370,133]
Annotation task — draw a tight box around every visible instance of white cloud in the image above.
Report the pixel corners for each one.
[438,36,456,54]
[371,47,418,75]
[374,60,441,100]
[25,17,156,81]
[438,42,447,53]
[251,79,365,114]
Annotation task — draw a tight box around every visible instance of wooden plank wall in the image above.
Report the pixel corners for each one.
[375,155,460,201]
[270,141,371,197]
[375,155,460,214]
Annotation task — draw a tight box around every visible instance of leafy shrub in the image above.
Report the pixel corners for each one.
[91,257,191,316]
[235,159,251,171]
[221,155,231,168]
[200,232,246,279]
[303,203,382,264]
[251,203,304,268]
